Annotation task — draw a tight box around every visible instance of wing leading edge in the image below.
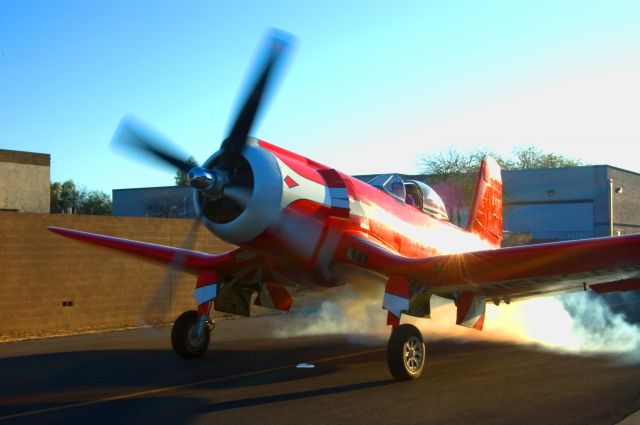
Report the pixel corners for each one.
[47,226,246,274]
[340,232,640,299]
[339,232,640,328]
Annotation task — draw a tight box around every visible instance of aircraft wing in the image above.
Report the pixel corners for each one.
[47,226,255,275]
[48,226,298,317]
[340,232,640,301]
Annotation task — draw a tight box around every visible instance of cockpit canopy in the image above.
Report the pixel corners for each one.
[405,180,449,220]
[368,174,449,220]
[368,174,406,201]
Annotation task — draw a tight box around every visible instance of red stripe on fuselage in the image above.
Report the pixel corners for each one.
[256,140,490,264]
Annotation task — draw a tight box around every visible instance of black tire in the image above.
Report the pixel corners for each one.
[387,324,426,381]
[171,310,211,359]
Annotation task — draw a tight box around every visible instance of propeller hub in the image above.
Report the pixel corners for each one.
[188,167,228,199]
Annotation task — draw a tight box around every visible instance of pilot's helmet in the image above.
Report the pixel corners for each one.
[391,182,404,196]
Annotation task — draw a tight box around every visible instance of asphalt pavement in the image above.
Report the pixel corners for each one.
[1,315,639,425]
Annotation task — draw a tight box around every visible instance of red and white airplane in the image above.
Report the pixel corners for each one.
[49,31,640,381]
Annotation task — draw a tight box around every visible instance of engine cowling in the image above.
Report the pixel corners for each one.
[196,138,285,245]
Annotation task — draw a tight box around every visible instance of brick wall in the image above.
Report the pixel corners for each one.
[0,212,235,339]
[0,149,50,167]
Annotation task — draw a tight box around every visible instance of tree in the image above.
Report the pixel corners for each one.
[50,180,112,215]
[419,148,510,177]
[50,180,81,214]
[174,157,198,186]
[77,190,112,215]
[419,146,582,175]
[511,146,582,169]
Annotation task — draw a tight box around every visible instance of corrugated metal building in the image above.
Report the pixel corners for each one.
[504,165,639,241]
[113,186,194,218]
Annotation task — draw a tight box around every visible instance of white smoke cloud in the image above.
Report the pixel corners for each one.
[274,282,640,363]
[273,281,390,344]
[560,293,640,362]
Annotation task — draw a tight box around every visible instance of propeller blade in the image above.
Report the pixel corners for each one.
[221,30,295,159]
[112,115,196,174]
[140,209,204,327]
[223,186,253,207]
[139,185,253,328]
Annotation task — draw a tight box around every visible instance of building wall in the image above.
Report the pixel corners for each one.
[0,212,234,339]
[503,167,597,241]
[113,186,196,218]
[607,166,640,236]
[503,167,595,203]
[0,150,50,213]
[592,166,612,238]
[504,203,594,241]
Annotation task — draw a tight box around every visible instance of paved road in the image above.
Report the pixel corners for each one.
[1,315,639,425]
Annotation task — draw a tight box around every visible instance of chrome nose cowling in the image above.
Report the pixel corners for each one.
[188,167,228,200]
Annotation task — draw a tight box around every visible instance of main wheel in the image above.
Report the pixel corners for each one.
[387,324,426,381]
[171,310,211,359]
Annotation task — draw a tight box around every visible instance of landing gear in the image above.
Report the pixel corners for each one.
[171,310,212,359]
[387,324,426,381]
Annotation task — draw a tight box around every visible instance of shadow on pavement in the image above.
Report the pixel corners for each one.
[200,378,394,413]
[0,338,383,423]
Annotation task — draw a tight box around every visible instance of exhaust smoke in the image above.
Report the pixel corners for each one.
[274,282,640,362]
[273,280,390,344]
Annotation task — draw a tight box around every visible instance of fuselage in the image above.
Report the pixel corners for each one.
[198,139,494,287]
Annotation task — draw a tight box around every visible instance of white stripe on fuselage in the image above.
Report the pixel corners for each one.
[355,200,492,255]
[274,157,330,208]
[272,156,490,258]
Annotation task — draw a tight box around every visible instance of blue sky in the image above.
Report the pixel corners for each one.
[2,1,639,194]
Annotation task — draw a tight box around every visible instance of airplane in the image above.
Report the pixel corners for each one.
[48,30,640,381]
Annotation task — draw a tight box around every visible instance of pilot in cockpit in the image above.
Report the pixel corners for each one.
[405,186,418,208]
[368,174,449,219]
[390,181,405,198]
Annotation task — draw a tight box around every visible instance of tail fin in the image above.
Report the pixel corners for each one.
[466,157,503,248]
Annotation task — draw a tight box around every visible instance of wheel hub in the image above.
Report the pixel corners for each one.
[187,325,206,348]
[403,336,424,373]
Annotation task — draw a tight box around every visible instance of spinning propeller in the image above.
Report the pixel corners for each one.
[111,29,295,325]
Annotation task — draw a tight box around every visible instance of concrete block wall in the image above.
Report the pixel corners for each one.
[0,212,234,339]
[0,163,50,213]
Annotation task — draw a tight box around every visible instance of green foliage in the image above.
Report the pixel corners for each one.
[77,190,112,215]
[419,145,583,176]
[510,146,583,169]
[174,157,198,186]
[419,148,500,177]
[50,180,80,214]
[50,180,112,215]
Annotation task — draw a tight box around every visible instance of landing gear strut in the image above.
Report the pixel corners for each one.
[171,310,213,359]
[387,324,426,381]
